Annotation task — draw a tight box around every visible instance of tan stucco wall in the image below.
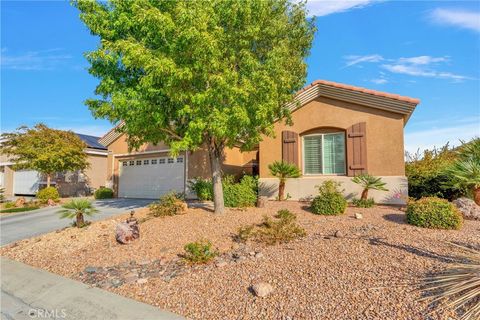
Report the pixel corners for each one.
[85,154,108,189]
[259,96,406,178]
[2,166,14,196]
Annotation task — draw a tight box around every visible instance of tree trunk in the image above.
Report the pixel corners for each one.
[208,140,225,214]
[278,180,286,201]
[361,189,368,200]
[46,174,51,188]
[76,212,85,228]
[474,187,480,206]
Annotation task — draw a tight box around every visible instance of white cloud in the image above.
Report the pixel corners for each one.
[382,63,471,82]
[306,0,377,17]
[405,119,480,153]
[1,48,72,71]
[343,54,383,67]
[397,55,449,65]
[429,8,480,33]
[370,78,388,84]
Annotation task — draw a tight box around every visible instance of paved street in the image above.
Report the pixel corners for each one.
[0,199,153,246]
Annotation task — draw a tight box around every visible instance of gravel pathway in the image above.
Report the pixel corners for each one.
[1,201,479,319]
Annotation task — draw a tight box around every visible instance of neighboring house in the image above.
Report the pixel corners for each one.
[0,134,108,197]
[101,79,419,204]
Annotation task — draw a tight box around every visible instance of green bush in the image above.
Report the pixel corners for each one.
[352,198,375,208]
[0,187,5,203]
[36,186,60,203]
[4,201,16,209]
[189,178,213,201]
[311,180,347,215]
[236,209,306,245]
[94,187,114,199]
[149,192,187,217]
[183,240,218,264]
[406,197,463,230]
[189,175,258,207]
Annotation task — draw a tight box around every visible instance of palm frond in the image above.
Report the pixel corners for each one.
[422,243,480,320]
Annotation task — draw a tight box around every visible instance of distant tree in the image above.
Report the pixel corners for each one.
[74,0,315,214]
[268,161,301,200]
[0,124,89,187]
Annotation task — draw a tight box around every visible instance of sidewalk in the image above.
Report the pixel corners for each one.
[1,257,184,320]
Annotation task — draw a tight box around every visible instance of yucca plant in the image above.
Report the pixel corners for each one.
[446,138,480,205]
[422,243,480,320]
[351,174,388,200]
[58,199,98,228]
[268,161,301,201]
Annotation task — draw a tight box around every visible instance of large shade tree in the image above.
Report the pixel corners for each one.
[75,0,315,213]
[0,124,89,187]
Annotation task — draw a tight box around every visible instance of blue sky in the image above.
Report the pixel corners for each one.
[1,1,479,153]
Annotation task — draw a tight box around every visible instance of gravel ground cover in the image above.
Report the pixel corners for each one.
[1,201,479,319]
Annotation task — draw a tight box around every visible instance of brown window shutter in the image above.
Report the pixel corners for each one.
[346,122,367,176]
[282,130,299,167]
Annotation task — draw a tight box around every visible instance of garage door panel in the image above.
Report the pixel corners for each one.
[14,170,42,196]
[118,156,185,199]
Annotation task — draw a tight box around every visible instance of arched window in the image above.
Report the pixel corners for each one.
[302,131,346,175]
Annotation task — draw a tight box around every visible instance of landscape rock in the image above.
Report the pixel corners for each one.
[215,261,228,268]
[47,199,56,206]
[334,230,345,238]
[453,197,480,220]
[136,278,148,285]
[84,266,98,274]
[15,197,25,207]
[355,213,363,219]
[115,219,140,244]
[251,282,274,297]
[254,252,264,259]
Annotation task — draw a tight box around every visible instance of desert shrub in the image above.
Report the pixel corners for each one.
[190,175,258,207]
[406,197,463,230]
[4,201,16,209]
[352,198,375,208]
[311,180,347,215]
[58,198,98,228]
[268,161,301,200]
[406,144,467,200]
[237,209,306,245]
[189,178,213,201]
[36,186,60,203]
[183,240,218,264]
[149,192,187,217]
[94,187,114,199]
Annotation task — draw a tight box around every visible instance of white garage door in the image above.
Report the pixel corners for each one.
[118,156,185,199]
[14,170,42,195]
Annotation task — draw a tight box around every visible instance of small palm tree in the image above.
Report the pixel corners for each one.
[447,138,480,205]
[351,174,388,200]
[58,199,98,228]
[268,161,301,201]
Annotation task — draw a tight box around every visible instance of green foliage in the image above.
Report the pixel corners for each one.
[445,138,480,194]
[223,175,258,207]
[352,198,375,208]
[149,192,187,217]
[311,180,347,215]
[190,175,258,207]
[189,178,213,201]
[406,144,466,200]
[74,0,315,213]
[406,197,463,230]
[268,161,301,182]
[236,209,306,245]
[0,124,89,185]
[351,174,388,200]
[36,187,60,203]
[58,199,98,228]
[0,206,40,213]
[0,187,4,203]
[183,240,218,264]
[3,201,16,209]
[94,187,114,199]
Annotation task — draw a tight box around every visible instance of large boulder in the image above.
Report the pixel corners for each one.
[453,197,480,220]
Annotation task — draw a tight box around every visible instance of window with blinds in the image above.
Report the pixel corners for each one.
[303,132,346,175]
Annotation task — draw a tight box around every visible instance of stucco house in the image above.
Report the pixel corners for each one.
[100,80,419,204]
[0,133,108,197]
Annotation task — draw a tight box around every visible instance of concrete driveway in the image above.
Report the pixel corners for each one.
[0,199,153,246]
